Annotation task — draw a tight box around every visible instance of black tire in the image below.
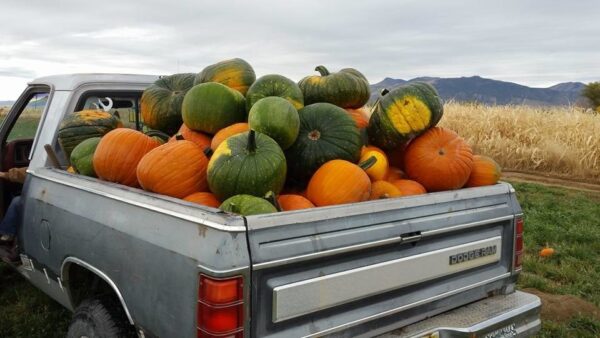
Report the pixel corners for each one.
[67,297,136,338]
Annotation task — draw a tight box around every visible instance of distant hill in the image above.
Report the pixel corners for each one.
[370,76,587,106]
[0,100,14,107]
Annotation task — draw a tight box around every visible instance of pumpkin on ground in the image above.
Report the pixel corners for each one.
[368,82,443,150]
[277,194,315,211]
[194,58,256,95]
[211,123,249,151]
[137,140,209,198]
[70,137,101,177]
[248,97,300,150]
[182,82,246,134]
[464,155,502,187]
[140,73,195,135]
[299,66,370,108]
[359,146,389,181]
[169,124,212,150]
[220,194,278,216]
[391,179,427,196]
[183,192,220,208]
[93,129,160,187]
[286,103,362,183]
[207,131,287,201]
[369,181,401,200]
[306,157,375,207]
[404,127,473,192]
[246,74,304,111]
[58,110,120,158]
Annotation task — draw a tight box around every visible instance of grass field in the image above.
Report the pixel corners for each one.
[1,182,598,336]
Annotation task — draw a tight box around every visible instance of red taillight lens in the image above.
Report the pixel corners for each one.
[198,275,244,338]
[514,217,524,270]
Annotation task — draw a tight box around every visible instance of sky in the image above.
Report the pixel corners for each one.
[1,0,599,100]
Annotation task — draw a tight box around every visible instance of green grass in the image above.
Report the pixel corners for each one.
[0,182,598,336]
[1,116,41,142]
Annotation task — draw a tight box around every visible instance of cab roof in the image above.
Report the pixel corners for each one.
[29,73,160,91]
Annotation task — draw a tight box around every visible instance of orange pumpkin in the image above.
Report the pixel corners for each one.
[169,124,212,150]
[277,194,315,211]
[539,246,555,258]
[93,128,160,187]
[369,181,401,200]
[391,179,427,196]
[404,127,473,192]
[211,123,249,151]
[359,146,389,181]
[345,107,370,129]
[137,140,209,198]
[465,155,502,187]
[307,159,373,207]
[183,192,220,208]
[384,166,405,182]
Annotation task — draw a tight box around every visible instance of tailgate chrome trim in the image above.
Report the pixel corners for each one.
[273,237,503,323]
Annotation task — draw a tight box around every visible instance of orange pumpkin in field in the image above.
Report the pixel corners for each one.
[211,123,249,151]
[93,128,160,187]
[404,127,473,192]
[345,107,370,129]
[183,192,220,208]
[137,139,209,198]
[465,155,502,187]
[360,146,389,181]
[169,124,212,150]
[369,181,401,200]
[277,194,315,211]
[307,158,374,207]
[391,179,427,196]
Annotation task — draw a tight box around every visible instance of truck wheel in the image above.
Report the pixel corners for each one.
[67,297,136,338]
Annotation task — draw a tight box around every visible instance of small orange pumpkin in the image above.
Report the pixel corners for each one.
[137,139,209,198]
[539,246,555,258]
[93,128,160,187]
[404,127,473,192]
[369,181,401,200]
[169,124,212,150]
[359,146,389,181]
[183,192,220,208]
[307,158,374,207]
[391,179,427,196]
[278,194,315,211]
[345,107,370,129]
[211,123,250,151]
[465,155,502,187]
[384,167,405,182]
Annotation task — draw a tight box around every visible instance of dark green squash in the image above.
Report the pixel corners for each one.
[140,73,195,135]
[58,110,120,158]
[367,82,443,150]
[219,194,278,216]
[245,74,304,111]
[182,82,246,134]
[144,130,170,144]
[207,130,287,200]
[248,97,300,150]
[286,103,362,183]
[70,137,101,177]
[298,66,370,108]
[194,58,256,95]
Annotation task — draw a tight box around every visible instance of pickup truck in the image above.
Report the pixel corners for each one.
[1,74,541,338]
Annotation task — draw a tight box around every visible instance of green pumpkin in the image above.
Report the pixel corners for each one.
[298,66,370,108]
[182,82,246,134]
[208,130,287,200]
[140,73,195,135]
[248,97,300,150]
[194,58,256,95]
[220,194,278,216]
[367,82,443,150]
[70,137,101,177]
[58,110,120,158]
[286,103,362,183]
[245,74,304,111]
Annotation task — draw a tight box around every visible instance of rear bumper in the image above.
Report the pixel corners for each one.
[377,291,541,338]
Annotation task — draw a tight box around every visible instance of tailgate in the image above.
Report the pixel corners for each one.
[245,183,521,338]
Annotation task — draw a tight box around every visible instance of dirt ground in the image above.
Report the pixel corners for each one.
[522,288,600,323]
[503,171,600,194]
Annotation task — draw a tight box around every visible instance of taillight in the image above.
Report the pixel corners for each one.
[514,216,524,271]
[198,275,244,338]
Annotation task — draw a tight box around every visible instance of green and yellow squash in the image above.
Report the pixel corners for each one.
[58,109,120,158]
[219,194,278,216]
[248,97,300,150]
[245,74,304,111]
[140,73,195,135]
[194,58,256,95]
[298,66,370,108]
[70,137,101,177]
[367,82,443,150]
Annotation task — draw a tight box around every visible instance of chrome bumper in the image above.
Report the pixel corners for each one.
[378,291,541,338]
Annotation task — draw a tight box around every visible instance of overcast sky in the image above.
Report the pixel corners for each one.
[1,0,599,100]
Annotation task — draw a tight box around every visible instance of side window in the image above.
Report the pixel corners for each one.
[5,92,48,142]
[76,92,143,130]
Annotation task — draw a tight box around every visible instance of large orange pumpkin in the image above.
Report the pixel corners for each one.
[360,146,388,181]
[210,122,249,151]
[307,159,373,207]
[465,155,502,187]
[183,192,220,208]
[404,127,473,191]
[391,179,427,196]
[278,194,315,211]
[169,124,212,150]
[93,129,160,187]
[369,181,401,200]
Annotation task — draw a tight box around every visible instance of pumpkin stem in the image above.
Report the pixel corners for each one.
[264,191,282,212]
[175,134,185,141]
[359,156,377,171]
[381,88,390,96]
[203,147,213,158]
[247,130,257,153]
[315,65,330,76]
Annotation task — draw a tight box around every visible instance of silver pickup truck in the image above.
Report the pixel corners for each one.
[1,74,541,338]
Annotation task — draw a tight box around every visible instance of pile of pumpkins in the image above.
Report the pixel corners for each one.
[59,58,501,216]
